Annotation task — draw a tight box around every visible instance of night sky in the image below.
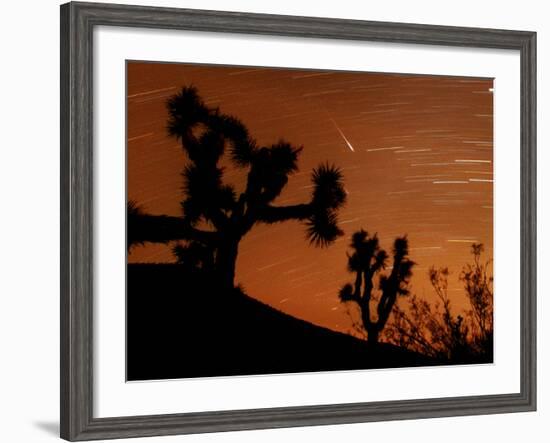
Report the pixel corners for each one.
[127,61,493,337]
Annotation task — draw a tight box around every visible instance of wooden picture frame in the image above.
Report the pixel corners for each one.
[60,2,536,440]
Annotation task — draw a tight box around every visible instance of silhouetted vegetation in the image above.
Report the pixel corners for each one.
[128,86,347,291]
[384,243,493,363]
[339,230,415,344]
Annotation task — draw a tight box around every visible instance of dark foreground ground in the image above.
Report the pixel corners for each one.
[127,264,440,381]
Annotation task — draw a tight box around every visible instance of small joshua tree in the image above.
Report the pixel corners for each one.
[339,230,414,344]
[128,86,347,291]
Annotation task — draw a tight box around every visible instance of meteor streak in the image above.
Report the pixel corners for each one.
[330,118,355,152]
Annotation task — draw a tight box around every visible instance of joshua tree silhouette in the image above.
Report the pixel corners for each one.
[339,230,414,344]
[128,86,347,291]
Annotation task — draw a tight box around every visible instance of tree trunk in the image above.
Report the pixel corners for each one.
[367,326,379,345]
[353,271,362,299]
[215,236,240,292]
[362,305,380,345]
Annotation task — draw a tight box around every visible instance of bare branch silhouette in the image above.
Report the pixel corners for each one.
[385,243,493,363]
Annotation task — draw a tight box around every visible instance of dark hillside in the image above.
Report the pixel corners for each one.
[127,264,438,381]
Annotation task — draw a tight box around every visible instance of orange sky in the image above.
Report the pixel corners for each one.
[127,61,493,337]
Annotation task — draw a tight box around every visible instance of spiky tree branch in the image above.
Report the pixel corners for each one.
[127,201,218,250]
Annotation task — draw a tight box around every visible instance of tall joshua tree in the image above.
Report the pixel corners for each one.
[128,86,347,291]
[339,230,414,344]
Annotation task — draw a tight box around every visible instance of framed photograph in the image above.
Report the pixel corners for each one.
[60,1,536,440]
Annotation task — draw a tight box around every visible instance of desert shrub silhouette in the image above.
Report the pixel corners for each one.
[339,230,414,344]
[128,86,347,291]
[385,243,493,363]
